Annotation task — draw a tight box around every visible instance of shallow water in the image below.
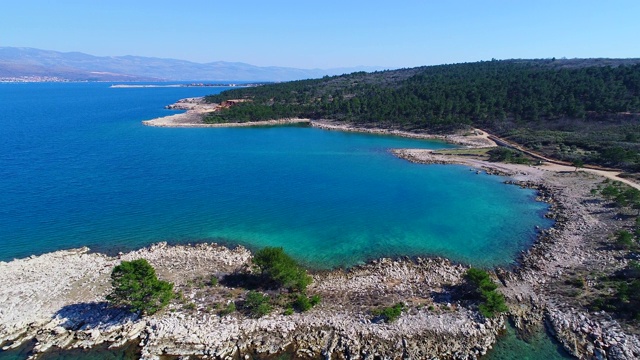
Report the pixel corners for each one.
[483,321,573,360]
[0,340,140,360]
[0,82,561,359]
[0,323,574,360]
[0,83,552,268]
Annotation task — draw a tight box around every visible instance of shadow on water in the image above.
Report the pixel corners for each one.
[0,303,139,360]
[37,341,141,360]
[0,340,140,360]
[482,319,574,360]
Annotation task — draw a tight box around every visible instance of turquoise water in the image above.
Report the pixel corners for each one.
[0,83,557,358]
[484,322,572,360]
[0,324,574,360]
[0,82,551,268]
[0,341,139,360]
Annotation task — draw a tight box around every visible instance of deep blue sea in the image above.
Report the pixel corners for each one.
[0,82,553,268]
[0,82,570,359]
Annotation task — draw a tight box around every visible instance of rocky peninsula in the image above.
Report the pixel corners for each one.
[142,97,310,128]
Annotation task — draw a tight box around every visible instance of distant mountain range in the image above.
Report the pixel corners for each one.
[0,47,385,82]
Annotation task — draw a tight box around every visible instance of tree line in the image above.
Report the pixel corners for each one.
[204,59,640,170]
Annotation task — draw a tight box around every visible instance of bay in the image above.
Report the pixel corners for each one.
[0,82,552,268]
[0,82,561,359]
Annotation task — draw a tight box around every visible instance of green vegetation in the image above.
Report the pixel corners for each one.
[371,302,406,323]
[586,183,640,322]
[107,259,174,316]
[291,294,321,312]
[244,291,272,317]
[487,147,531,164]
[598,181,640,213]
[283,307,294,316]
[253,247,312,291]
[219,301,236,316]
[615,230,635,250]
[205,59,640,170]
[464,268,509,318]
[572,159,585,171]
[590,261,640,321]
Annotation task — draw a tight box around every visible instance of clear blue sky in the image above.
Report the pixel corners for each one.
[2,0,638,69]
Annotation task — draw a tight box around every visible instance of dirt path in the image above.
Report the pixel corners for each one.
[478,129,640,190]
[536,163,640,190]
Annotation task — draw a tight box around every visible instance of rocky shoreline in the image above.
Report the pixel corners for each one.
[2,162,640,359]
[140,98,497,150]
[3,105,640,359]
[1,243,509,360]
[141,97,312,128]
[311,120,496,148]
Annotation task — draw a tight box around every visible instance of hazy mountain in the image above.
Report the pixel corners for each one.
[0,47,384,82]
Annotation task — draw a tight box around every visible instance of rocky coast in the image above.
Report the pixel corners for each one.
[2,157,640,359]
[1,243,508,359]
[141,97,310,128]
[3,101,640,359]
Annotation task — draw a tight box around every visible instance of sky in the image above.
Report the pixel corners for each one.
[2,0,639,69]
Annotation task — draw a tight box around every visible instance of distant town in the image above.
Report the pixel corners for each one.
[110,83,269,88]
[0,76,271,87]
[0,76,72,82]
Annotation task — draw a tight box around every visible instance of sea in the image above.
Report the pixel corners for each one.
[0,82,570,359]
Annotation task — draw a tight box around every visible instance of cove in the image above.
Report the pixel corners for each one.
[0,83,552,268]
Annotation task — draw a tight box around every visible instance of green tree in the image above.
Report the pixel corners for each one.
[615,230,635,250]
[478,290,509,318]
[464,268,508,318]
[244,291,272,317]
[253,247,312,291]
[601,185,620,200]
[107,259,174,315]
[572,159,584,171]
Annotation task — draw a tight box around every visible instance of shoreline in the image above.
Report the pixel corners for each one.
[142,96,640,190]
[311,119,497,148]
[142,98,497,148]
[2,158,640,359]
[3,98,639,358]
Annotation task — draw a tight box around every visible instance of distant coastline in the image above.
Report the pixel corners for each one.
[111,83,267,88]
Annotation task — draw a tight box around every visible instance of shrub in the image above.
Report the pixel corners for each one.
[372,303,405,323]
[615,230,635,250]
[210,276,218,286]
[487,148,530,164]
[293,294,312,312]
[107,259,174,316]
[310,294,321,306]
[219,301,236,316]
[565,277,585,288]
[465,268,497,293]
[244,291,272,317]
[253,247,312,291]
